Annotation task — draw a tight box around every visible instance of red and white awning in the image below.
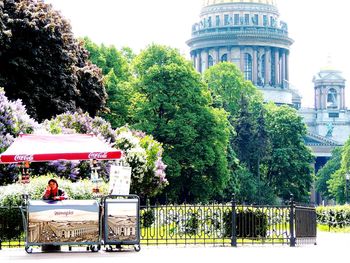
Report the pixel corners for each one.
[0,134,122,163]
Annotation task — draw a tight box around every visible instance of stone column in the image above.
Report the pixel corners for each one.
[285,51,289,82]
[253,48,258,85]
[274,49,279,86]
[282,51,286,88]
[190,52,195,68]
[227,46,232,63]
[201,49,209,73]
[195,50,201,72]
[315,88,319,110]
[240,47,245,72]
[341,87,345,109]
[216,47,220,64]
[322,87,327,110]
[265,48,271,86]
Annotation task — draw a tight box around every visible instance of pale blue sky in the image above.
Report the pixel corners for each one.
[45,0,350,108]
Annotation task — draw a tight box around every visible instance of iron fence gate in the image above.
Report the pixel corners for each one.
[294,205,317,245]
[0,196,316,248]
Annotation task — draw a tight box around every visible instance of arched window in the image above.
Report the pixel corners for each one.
[208,55,214,67]
[221,54,228,62]
[327,88,338,109]
[244,53,252,81]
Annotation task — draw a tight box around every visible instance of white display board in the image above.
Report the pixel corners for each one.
[109,165,132,195]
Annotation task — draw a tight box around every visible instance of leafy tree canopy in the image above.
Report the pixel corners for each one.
[264,103,314,202]
[327,138,350,204]
[83,37,134,128]
[203,62,263,116]
[316,147,342,199]
[0,0,106,121]
[131,44,231,203]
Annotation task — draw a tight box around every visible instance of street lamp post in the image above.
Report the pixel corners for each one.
[346,174,350,204]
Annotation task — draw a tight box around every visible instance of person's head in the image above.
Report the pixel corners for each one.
[48,179,58,190]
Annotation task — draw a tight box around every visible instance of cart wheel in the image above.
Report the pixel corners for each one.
[134,244,141,252]
[25,246,33,254]
[105,245,112,252]
[89,245,99,252]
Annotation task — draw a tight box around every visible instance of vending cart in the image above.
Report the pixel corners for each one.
[101,195,141,252]
[0,134,123,253]
[21,198,101,253]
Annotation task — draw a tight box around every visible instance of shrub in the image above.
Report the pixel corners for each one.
[317,205,350,228]
[184,212,200,235]
[0,88,39,186]
[0,206,22,241]
[140,209,155,228]
[223,209,268,238]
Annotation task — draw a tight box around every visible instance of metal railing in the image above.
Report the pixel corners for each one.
[0,206,24,249]
[0,196,316,249]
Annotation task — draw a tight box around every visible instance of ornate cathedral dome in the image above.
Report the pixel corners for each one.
[188,0,297,106]
[202,0,277,7]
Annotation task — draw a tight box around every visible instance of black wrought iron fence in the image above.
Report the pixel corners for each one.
[0,196,317,249]
[0,206,24,249]
[139,203,292,246]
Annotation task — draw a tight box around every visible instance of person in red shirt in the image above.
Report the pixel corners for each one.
[42,179,68,201]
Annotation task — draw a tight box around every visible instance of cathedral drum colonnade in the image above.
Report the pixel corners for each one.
[187,0,297,106]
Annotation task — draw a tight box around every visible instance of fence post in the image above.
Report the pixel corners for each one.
[231,194,237,247]
[289,194,296,247]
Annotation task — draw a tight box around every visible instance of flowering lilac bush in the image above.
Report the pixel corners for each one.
[0,92,167,197]
[115,126,168,197]
[0,88,39,185]
[43,112,168,197]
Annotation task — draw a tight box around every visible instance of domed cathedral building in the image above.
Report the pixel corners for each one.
[186,0,301,107]
[187,0,350,203]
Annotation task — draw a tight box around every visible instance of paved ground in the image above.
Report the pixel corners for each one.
[1,232,349,263]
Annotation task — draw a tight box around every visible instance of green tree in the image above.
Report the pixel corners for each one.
[83,37,133,128]
[0,0,106,121]
[204,63,269,203]
[327,138,350,204]
[102,70,134,128]
[131,44,231,202]
[316,147,342,199]
[264,103,314,202]
[203,62,261,115]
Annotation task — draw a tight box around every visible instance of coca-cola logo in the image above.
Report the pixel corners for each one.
[14,155,34,162]
[88,152,108,159]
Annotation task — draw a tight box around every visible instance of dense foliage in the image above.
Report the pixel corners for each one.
[83,37,133,128]
[326,138,350,204]
[0,0,106,121]
[131,44,231,203]
[316,147,342,200]
[317,205,350,228]
[204,63,313,203]
[0,0,320,203]
[264,104,314,202]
